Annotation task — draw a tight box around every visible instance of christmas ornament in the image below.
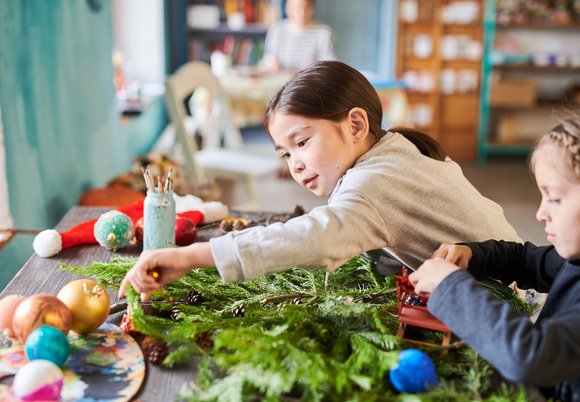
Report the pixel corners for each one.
[0,294,25,336]
[140,336,169,365]
[32,198,229,257]
[25,325,71,367]
[57,279,110,334]
[175,217,197,246]
[12,360,64,401]
[389,349,439,394]
[134,217,144,244]
[186,291,203,306]
[12,294,72,342]
[93,210,134,251]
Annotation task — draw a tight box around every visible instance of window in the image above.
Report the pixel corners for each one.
[0,107,13,247]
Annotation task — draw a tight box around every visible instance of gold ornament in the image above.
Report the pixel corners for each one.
[57,279,110,334]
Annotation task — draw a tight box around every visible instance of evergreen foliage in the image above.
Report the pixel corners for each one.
[61,255,532,401]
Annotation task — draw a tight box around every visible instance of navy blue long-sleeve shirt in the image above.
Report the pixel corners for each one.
[428,241,580,401]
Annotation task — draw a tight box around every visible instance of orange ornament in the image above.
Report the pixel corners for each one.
[12,294,72,342]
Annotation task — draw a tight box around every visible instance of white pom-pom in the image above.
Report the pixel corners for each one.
[173,193,204,213]
[198,202,229,223]
[33,229,62,257]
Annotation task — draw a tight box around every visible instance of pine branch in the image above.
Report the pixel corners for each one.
[61,255,528,401]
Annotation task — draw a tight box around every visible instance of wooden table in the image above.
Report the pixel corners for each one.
[0,205,299,401]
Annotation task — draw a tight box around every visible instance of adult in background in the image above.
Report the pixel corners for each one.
[261,0,336,72]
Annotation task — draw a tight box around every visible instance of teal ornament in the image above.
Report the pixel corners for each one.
[94,210,134,250]
[25,325,70,367]
[389,349,439,393]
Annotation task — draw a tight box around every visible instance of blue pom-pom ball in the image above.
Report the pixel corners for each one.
[389,349,439,393]
[25,325,70,367]
[94,210,134,250]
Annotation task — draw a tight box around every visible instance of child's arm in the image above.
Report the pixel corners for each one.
[118,242,214,301]
[465,240,562,292]
[426,266,580,387]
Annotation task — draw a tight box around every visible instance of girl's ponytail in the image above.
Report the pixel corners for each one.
[389,127,447,161]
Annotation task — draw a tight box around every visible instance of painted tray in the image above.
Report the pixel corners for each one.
[0,322,145,401]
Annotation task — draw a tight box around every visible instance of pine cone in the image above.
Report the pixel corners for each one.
[232,220,247,231]
[171,304,183,321]
[140,336,169,365]
[232,304,245,318]
[194,331,214,351]
[186,291,203,306]
[219,220,234,232]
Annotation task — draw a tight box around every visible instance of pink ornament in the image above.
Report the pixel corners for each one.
[12,360,64,401]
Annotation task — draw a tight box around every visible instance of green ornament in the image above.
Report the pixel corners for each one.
[94,210,134,251]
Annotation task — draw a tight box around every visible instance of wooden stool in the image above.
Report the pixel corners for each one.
[395,268,452,350]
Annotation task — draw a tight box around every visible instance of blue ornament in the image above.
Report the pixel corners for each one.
[389,349,439,393]
[25,325,71,367]
[94,210,134,251]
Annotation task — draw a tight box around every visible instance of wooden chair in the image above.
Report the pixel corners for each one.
[164,62,281,209]
[395,267,452,349]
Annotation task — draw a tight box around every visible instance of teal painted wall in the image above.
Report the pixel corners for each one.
[315,0,397,78]
[0,1,166,290]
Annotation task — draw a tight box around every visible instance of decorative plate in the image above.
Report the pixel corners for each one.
[0,322,145,401]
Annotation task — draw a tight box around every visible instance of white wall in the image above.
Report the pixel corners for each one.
[112,0,165,83]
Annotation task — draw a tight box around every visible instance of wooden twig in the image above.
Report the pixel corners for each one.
[0,227,42,235]
[260,293,303,304]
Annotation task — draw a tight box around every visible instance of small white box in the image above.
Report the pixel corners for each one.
[187,5,220,29]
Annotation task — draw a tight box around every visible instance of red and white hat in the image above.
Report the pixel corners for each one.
[33,197,228,258]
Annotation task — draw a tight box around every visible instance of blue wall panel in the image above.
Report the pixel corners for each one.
[0,1,166,290]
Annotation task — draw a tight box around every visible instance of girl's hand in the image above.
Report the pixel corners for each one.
[431,244,473,268]
[409,258,461,296]
[118,243,214,301]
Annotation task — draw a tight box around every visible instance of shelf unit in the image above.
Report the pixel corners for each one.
[478,1,580,163]
[396,0,484,160]
[166,0,278,73]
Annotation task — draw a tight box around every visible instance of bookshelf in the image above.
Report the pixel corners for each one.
[166,0,280,73]
[396,0,484,161]
[478,0,580,163]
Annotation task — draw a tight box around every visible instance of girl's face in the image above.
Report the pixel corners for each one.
[534,143,580,260]
[269,112,366,197]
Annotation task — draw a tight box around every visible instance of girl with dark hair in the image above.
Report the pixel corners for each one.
[409,117,580,401]
[120,61,520,298]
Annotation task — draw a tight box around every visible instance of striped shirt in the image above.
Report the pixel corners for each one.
[262,21,336,70]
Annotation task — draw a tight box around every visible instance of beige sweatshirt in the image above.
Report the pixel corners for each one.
[210,131,521,282]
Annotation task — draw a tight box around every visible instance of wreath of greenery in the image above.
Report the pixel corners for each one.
[62,255,533,402]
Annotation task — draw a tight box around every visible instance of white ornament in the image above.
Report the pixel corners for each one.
[13,359,64,401]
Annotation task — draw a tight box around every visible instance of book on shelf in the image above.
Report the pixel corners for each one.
[220,0,279,26]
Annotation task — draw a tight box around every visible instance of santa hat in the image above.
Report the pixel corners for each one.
[33,196,228,258]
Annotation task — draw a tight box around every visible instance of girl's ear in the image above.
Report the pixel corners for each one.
[348,107,370,142]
